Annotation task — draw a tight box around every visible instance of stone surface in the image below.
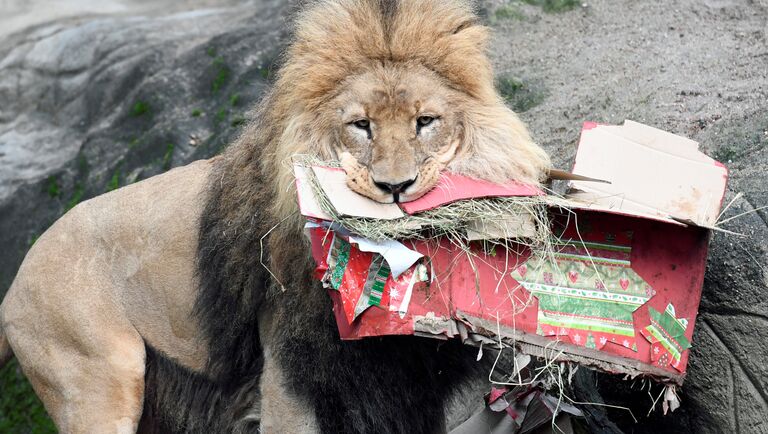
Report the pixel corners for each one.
[0,0,766,432]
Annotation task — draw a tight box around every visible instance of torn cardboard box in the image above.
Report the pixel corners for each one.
[295,120,728,385]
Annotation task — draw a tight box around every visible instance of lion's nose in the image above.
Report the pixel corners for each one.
[373,178,417,202]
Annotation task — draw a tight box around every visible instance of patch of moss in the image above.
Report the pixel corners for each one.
[715,144,741,162]
[45,176,60,198]
[106,171,120,192]
[162,143,175,171]
[229,93,240,107]
[77,154,89,175]
[212,57,230,94]
[0,360,56,433]
[206,47,217,57]
[497,75,524,97]
[496,75,546,112]
[130,101,151,118]
[215,108,228,125]
[65,183,84,211]
[128,136,141,150]
[231,116,247,128]
[714,124,768,163]
[494,4,525,21]
[191,108,203,117]
[522,0,580,13]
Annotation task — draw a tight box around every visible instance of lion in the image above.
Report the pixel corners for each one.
[0,0,550,432]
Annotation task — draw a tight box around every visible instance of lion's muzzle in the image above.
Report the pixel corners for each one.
[372,178,417,203]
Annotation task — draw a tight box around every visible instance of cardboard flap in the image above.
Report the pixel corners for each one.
[311,166,406,220]
[568,120,728,227]
[294,165,333,220]
[296,165,542,220]
[400,173,543,215]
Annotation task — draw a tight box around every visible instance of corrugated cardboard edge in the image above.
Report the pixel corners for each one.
[456,311,686,386]
[311,166,406,220]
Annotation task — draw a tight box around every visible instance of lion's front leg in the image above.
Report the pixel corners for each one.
[3,295,146,434]
[259,346,320,433]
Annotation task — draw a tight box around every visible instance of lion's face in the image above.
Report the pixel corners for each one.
[329,66,464,203]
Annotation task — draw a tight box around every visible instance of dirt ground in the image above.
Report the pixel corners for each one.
[489,1,767,432]
[0,0,766,432]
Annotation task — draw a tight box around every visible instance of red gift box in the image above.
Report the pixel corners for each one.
[296,120,728,385]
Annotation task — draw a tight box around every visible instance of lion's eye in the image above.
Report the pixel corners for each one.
[417,116,435,127]
[353,119,370,130]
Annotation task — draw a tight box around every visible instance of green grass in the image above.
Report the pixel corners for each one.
[494,4,525,21]
[215,108,228,124]
[229,93,240,107]
[162,143,175,171]
[127,136,141,150]
[106,171,120,192]
[77,154,89,175]
[497,75,525,97]
[0,360,56,433]
[191,108,203,117]
[211,57,230,94]
[130,101,150,118]
[715,143,742,163]
[522,0,580,13]
[65,183,84,212]
[230,116,246,128]
[496,75,546,112]
[45,177,60,199]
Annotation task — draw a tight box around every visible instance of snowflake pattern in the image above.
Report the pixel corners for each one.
[389,287,401,300]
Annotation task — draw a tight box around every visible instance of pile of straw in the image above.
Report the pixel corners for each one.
[296,158,559,252]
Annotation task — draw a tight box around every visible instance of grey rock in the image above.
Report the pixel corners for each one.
[0,0,287,292]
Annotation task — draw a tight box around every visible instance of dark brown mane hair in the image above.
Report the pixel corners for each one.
[141,1,507,432]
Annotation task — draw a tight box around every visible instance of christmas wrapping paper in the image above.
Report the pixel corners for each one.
[307,210,711,382]
[298,120,728,384]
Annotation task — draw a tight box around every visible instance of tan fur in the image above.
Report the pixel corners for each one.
[0,162,211,432]
[0,1,550,432]
[257,0,550,213]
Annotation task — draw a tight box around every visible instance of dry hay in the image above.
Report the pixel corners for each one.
[294,156,560,253]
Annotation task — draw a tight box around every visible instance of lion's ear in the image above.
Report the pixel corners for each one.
[450,103,551,186]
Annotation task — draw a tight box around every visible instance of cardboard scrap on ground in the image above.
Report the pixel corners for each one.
[450,384,581,434]
[295,120,728,386]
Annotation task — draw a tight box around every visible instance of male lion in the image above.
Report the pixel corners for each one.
[0,0,550,432]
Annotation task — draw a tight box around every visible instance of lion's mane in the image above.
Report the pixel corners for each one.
[141,1,545,432]
[246,0,549,222]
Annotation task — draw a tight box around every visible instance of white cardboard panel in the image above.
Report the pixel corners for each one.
[569,120,727,227]
[311,166,405,220]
